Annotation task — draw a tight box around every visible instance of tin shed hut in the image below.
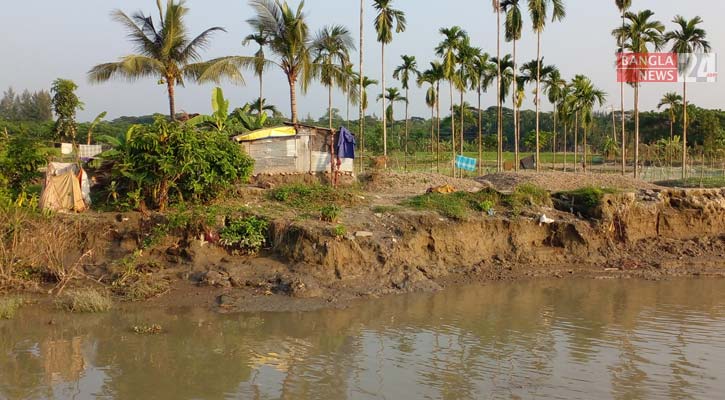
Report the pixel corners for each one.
[233,124,354,176]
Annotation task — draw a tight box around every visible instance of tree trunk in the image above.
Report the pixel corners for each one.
[288,73,298,124]
[563,123,568,172]
[552,107,557,169]
[535,31,541,172]
[574,112,579,172]
[682,81,688,179]
[167,78,176,120]
[583,125,588,173]
[478,87,483,175]
[496,1,502,172]
[381,44,387,165]
[634,83,640,179]
[328,85,333,130]
[620,10,626,176]
[459,87,464,177]
[436,82,441,173]
[431,103,435,172]
[513,38,519,172]
[358,0,364,173]
[405,87,409,171]
[259,72,264,115]
[450,81,456,177]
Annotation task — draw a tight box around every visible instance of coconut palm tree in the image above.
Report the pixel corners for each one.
[493,0,503,171]
[373,0,407,163]
[311,25,355,129]
[378,87,406,155]
[246,97,278,116]
[615,0,632,175]
[243,28,270,115]
[613,9,664,178]
[88,0,235,119]
[543,69,567,167]
[393,55,420,170]
[502,0,523,170]
[418,71,438,171]
[657,92,683,172]
[527,0,566,171]
[518,58,557,170]
[665,15,711,179]
[436,26,468,176]
[359,76,378,170]
[470,53,496,174]
[571,75,606,171]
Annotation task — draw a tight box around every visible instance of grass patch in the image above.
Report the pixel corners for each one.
[56,288,112,313]
[114,275,170,302]
[269,183,360,212]
[218,215,269,254]
[655,177,725,189]
[553,187,618,218]
[371,205,402,214]
[330,224,347,238]
[0,296,23,319]
[403,186,546,220]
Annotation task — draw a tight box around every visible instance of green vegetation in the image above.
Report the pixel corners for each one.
[331,224,347,237]
[404,184,548,219]
[56,288,112,313]
[320,205,342,222]
[656,177,725,189]
[0,296,24,319]
[0,87,52,122]
[270,183,360,212]
[553,187,618,217]
[51,78,83,141]
[101,117,254,211]
[219,216,269,254]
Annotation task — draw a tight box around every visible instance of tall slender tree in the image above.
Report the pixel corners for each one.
[665,15,711,179]
[502,0,523,170]
[571,75,606,171]
[373,0,407,164]
[243,28,270,115]
[311,25,355,129]
[378,87,407,155]
[470,53,496,174]
[88,0,235,119]
[493,0,503,171]
[615,0,632,175]
[359,76,378,170]
[456,43,480,170]
[518,58,557,169]
[359,0,365,171]
[543,69,567,167]
[527,0,566,171]
[658,92,683,172]
[393,55,420,170]
[418,70,438,171]
[613,9,664,178]
[436,26,467,176]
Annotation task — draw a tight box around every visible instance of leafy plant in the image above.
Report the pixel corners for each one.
[320,205,342,222]
[51,78,83,141]
[219,216,269,253]
[331,224,347,237]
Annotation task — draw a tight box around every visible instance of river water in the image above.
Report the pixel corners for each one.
[2,278,725,399]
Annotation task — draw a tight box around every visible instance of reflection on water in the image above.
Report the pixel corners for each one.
[2,279,725,399]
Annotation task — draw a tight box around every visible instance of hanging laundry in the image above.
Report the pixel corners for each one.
[455,155,477,172]
[335,127,356,159]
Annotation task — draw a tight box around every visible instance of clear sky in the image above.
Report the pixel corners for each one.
[1,0,721,122]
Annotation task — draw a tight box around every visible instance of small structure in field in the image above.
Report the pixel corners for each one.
[233,123,355,176]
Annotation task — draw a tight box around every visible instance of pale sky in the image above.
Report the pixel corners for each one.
[1,1,721,122]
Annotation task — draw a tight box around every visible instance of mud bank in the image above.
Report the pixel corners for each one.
[5,188,725,312]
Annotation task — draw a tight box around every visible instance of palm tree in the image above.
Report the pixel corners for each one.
[615,0,632,176]
[493,0,503,171]
[243,28,270,115]
[470,53,496,174]
[571,75,606,171]
[359,76,378,171]
[518,58,557,170]
[246,97,278,115]
[393,55,420,170]
[502,0,523,170]
[358,0,365,171]
[311,25,355,130]
[613,9,664,178]
[527,0,566,171]
[88,0,234,119]
[665,15,711,179]
[422,61,445,172]
[657,92,683,172]
[418,71,438,171]
[436,26,467,176]
[373,0,407,164]
[543,69,566,168]
[378,87,406,155]
[492,54,515,165]
[456,43,480,167]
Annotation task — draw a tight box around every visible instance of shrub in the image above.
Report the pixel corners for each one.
[404,192,470,220]
[219,216,268,253]
[476,200,495,213]
[102,117,255,211]
[269,183,359,212]
[0,297,23,319]
[56,288,112,313]
[553,187,618,218]
[331,224,347,237]
[320,205,342,222]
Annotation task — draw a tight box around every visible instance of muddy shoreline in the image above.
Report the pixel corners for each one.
[4,174,725,314]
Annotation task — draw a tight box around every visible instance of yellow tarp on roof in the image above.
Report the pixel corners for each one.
[234,126,297,142]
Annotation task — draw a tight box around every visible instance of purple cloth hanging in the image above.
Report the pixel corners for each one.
[335,127,356,159]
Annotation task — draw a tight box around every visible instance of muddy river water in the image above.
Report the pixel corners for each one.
[2,278,725,399]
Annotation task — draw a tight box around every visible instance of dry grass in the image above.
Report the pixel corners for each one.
[0,296,23,319]
[55,288,112,313]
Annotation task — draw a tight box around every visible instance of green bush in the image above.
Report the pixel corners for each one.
[56,289,112,313]
[101,117,255,210]
[0,131,48,197]
[219,216,269,253]
[331,224,347,237]
[554,187,618,217]
[320,205,342,222]
[269,183,355,211]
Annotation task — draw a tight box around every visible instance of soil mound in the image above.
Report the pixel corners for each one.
[362,171,487,198]
[479,171,662,192]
